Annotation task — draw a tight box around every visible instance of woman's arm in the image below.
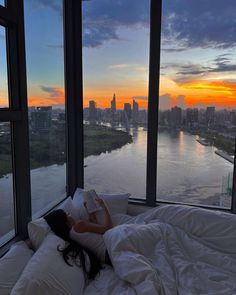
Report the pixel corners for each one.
[74,199,113,234]
[83,202,98,223]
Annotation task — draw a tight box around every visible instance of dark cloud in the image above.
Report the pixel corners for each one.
[30,0,236,50]
[162,53,236,82]
[176,95,187,109]
[82,0,149,47]
[162,0,236,50]
[41,86,64,103]
[159,94,174,109]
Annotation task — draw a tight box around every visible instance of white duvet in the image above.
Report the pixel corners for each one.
[84,205,236,295]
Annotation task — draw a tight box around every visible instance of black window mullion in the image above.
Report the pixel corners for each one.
[146,0,162,206]
[64,0,84,196]
[0,110,21,121]
[6,0,31,238]
[0,6,17,26]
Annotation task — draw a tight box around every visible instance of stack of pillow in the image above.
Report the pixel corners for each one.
[0,188,130,295]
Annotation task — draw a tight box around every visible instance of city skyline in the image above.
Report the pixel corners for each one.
[0,0,236,109]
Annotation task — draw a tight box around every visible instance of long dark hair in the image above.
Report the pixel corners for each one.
[44,209,102,281]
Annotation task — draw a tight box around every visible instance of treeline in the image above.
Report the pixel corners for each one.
[0,125,132,178]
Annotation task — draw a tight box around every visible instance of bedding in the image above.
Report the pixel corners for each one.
[11,233,85,295]
[0,241,34,295]
[85,205,236,295]
[6,204,236,295]
[28,197,77,250]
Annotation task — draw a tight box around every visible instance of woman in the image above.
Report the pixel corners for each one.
[44,197,113,281]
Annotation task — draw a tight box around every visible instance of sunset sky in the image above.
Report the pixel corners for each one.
[0,0,236,110]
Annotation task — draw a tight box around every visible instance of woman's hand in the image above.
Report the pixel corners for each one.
[95,198,106,209]
[83,202,98,223]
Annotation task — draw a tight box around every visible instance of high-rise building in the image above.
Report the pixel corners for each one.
[111,93,116,113]
[89,100,97,122]
[170,106,182,127]
[206,106,215,126]
[124,103,132,120]
[132,99,139,123]
[31,106,52,132]
[186,108,198,127]
[230,110,236,126]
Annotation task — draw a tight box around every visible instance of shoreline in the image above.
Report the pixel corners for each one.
[215,150,234,164]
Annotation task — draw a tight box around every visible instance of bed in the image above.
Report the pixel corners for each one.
[85,205,236,295]
[1,190,236,295]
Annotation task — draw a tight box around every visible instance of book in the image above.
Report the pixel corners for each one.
[83,189,103,214]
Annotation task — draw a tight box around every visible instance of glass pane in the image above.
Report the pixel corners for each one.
[0,1,5,7]
[0,26,9,108]
[0,122,15,246]
[24,0,66,218]
[83,0,150,198]
[157,0,235,208]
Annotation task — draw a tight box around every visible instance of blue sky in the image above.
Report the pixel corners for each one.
[0,0,236,109]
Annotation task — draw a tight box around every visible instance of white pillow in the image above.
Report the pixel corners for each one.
[28,217,50,251]
[58,196,78,220]
[100,193,131,215]
[72,187,130,223]
[11,233,85,295]
[0,241,34,295]
[28,197,77,250]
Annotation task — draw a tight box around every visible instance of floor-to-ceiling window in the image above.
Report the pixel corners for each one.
[156,0,235,208]
[82,0,150,199]
[24,0,66,218]
[0,25,14,245]
[1,0,236,251]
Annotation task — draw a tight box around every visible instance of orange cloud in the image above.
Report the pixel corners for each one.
[28,87,65,107]
[178,80,236,108]
[24,77,236,111]
[159,76,236,109]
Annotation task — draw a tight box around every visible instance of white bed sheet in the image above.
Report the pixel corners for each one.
[84,206,236,295]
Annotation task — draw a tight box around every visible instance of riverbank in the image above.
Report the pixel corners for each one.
[0,124,132,178]
[84,124,132,157]
[215,150,234,164]
[189,128,235,156]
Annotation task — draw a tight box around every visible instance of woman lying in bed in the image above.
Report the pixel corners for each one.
[44,198,113,281]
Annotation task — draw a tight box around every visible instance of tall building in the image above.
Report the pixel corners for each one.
[31,106,52,132]
[186,108,198,127]
[111,93,116,113]
[132,99,139,123]
[170,106,182,127]
[230,110,236,126]
[206,106,215,126]
[124,103,132,121]
[89,100,97,122]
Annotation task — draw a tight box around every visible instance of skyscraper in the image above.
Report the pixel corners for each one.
[124,103,132,120]
[206,106,215,126]
[132,99,139,123]
[111,93,116,113]
[170,106,182,127]
[186,108,198,127]
[31,106,52,132]
[89,100,97,122]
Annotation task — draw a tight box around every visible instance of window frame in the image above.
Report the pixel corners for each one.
[1,0,236,254]
[0,0,31,252]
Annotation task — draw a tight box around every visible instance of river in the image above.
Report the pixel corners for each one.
[84,127,233,207]
[0,127,233,240]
